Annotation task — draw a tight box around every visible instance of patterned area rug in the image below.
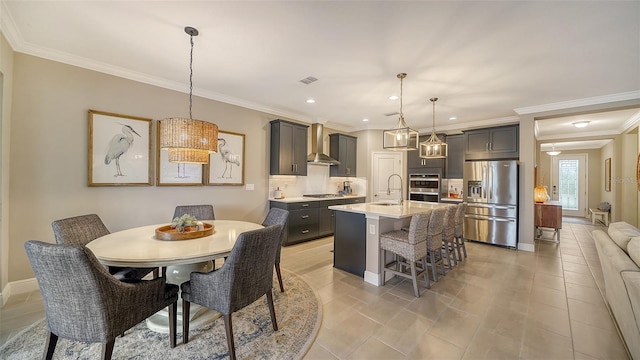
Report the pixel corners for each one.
[0,271,321,359]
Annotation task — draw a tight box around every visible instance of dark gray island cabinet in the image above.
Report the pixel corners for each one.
[333,211,366,276]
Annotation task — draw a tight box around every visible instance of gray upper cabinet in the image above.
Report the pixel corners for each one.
[270,119,308,176]
[464,125,519,160]
[329,133,357,177]
[407,134,446,170]
[445,134,464,179]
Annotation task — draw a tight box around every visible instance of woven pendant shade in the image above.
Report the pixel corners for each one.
[160,117,218,164]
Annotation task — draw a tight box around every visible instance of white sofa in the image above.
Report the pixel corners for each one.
[593,222,640,359]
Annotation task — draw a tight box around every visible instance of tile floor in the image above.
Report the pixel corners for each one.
[0,219,631,359]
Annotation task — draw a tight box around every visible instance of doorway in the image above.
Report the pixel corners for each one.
[371,152,403,203]
[551,154,588,217]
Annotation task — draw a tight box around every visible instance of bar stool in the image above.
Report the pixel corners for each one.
[454,202,468,260]
[442,205,458,270]
[425,207,447,282]
[380,211,432,297]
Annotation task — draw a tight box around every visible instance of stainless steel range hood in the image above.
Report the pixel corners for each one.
[307,123,340,165]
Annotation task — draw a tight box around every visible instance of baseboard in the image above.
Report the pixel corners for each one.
[1,277,39,305]
[518,242,535,252]
[363,271,381,286]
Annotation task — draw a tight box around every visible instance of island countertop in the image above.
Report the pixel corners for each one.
[329,200,451,219]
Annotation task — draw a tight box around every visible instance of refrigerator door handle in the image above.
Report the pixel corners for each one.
[488,164,493,202]
[468,204,516,210]
[465,214,516,222]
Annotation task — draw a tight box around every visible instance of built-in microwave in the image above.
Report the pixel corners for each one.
[408,173,440,202]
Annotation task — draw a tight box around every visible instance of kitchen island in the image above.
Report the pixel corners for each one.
[328,201,454,286]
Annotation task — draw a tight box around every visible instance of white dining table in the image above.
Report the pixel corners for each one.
[86,220,264,333]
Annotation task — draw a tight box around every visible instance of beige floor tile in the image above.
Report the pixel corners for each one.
[373,309,434,355]
[567,298,617,331]
[479,304,526,342]
[526,301,571,337]
[562,261,593,275]
[565,283,605,306]
[315,312,381,358]
[303,343,339,360]
[406,333,465,360]
[356,292,411,325]
[429,306,481,349]
[571,320,629,359]
[521,324,573,359]
[563,253,588,265]
[405,290,452,322]
[530,284,568,310]
[533,272,566,291]
[346,336,407,360]
[564,270,598,288]
[462,329,522,359]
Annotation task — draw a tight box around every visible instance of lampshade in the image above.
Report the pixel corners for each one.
[160,117,218,163]
[383,73,419,151]
[419,97,448,159]
[160,26,218,164]
[546,143,561,156]
[534,185,548,203]
[573,121,590,128]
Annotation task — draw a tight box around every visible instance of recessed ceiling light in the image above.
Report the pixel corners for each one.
[362,118,369,122]
[573,121,590,128]
[306,99,316,104]
[449,116,457,121]
[388,95,399,100]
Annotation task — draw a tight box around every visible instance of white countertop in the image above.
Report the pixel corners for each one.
[329,200,453,219]
[269,195,364,203]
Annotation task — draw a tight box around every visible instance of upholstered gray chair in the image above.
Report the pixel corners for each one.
[442,205,459,270]
[52,214,157,280]
[181,225,282,360]
[380,211,432,297]
[173,204,215,220]
[24,240,179,360]
[262,207,289,292]
[425,207,447,282]
[454,202,468,260]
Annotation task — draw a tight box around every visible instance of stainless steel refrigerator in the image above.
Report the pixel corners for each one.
[463,160,518,247]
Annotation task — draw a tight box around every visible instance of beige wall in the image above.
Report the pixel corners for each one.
[619,133,638,225]
[7,53,291,282]
[1,33,14,294]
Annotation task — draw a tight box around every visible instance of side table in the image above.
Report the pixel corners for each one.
[535,201,562,242]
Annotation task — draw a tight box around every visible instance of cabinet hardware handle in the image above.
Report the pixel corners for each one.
[291,164,295,172]
[301,215,309,219]
[301,230,310,234]
[301,204,309,207]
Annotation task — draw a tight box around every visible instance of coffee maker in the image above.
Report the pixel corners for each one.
[343,181,352,195]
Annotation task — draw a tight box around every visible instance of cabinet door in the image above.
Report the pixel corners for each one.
[465,129,490,155]
[445,134,464,179]
[407,135,445,168]
[489,126,518,156]
[344,136,357,176]
[330,134,357,177]
[292,125,308,175]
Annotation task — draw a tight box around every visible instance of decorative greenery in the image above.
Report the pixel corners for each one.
[171,214,198,232]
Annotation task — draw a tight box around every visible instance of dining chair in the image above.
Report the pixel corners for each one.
[380,211,432,297]
[24,240,179,360]
[425,207,447,282]
[454,202,468,260]
[180,225,282,360]
[52,214,158,280]
[173,204,215,220]
[442,205,459,270]
[262,207,289,292]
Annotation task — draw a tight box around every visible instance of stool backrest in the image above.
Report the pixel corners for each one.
[407,211,431,244]
[426,207,447,250]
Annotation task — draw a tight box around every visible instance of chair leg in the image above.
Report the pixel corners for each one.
[223,314,236,360]
[182,299,190,344]
[450,242,458,266]
[461,237,467,258]
[101,340,115,360]
[169,300,177,348]
[266,290,279,331]
[438,248,446,276]
[43,332,58,360]
[410,261,419,297]
[422,256,430,289]
[443,243,453,270]
[275,263,285,292]
[455,237,463,261]
[429,251,438,282]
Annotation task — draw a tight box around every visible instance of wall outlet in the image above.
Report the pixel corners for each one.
[369,224,376,235]
[245,184,254,191]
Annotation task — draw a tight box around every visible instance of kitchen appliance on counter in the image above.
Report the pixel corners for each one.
[408,173,440,202]
[463,160,518,248]
[342,181,352,195]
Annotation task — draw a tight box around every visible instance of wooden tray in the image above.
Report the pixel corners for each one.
[155,223,214,241]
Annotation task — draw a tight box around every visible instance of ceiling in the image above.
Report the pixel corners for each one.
[2,1,639,139]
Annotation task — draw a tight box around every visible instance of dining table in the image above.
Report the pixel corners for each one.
[86,219,264,333]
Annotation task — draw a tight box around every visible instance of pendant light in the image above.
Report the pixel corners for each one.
[160,26,218,164]
[382,73,419,151]
[419,97,447,159]
[547,143,561,156]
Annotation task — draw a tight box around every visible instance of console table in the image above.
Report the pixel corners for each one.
[535,201,562,242]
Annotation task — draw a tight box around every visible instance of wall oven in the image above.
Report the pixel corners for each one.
[408,173,440,202]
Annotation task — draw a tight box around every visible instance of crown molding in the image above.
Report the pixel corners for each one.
[514,91,640,115]
[536,129,621,141]
[621,109,640,133]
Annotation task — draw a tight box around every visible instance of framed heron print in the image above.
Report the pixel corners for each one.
[156,121,204,186]
[206,130,245,186]
[88,110,153,186]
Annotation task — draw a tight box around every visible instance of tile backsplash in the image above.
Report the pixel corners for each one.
[269,164,367,199]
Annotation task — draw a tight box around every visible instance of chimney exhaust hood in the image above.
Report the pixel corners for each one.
[307,123,340,165]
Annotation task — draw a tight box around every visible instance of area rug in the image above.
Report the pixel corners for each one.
[0,270,321,360]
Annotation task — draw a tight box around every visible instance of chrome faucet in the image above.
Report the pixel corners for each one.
[386,173,404,205]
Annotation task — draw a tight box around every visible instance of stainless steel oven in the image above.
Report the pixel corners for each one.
[408,173,440,202]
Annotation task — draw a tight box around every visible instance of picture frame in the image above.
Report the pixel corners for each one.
[88,110,152,186]
[156,121,204,186]
[206,130,245,186]
[605,157,611,192]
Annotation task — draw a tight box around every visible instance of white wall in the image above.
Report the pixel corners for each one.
[620,133,638,225]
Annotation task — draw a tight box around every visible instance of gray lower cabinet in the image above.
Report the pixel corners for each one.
[270,197,365,245]
[333,211,366,276]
